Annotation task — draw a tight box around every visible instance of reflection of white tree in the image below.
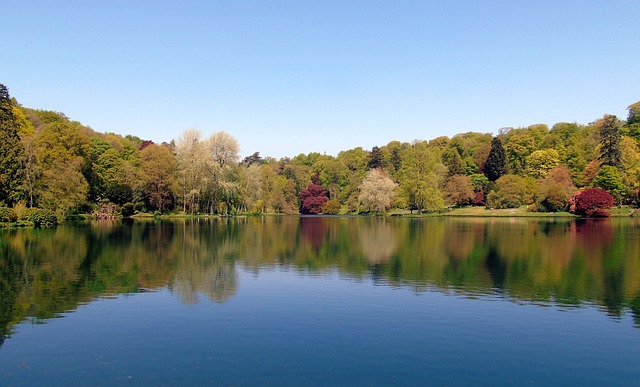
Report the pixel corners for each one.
[172,223,238,304]
[359,219,398,264]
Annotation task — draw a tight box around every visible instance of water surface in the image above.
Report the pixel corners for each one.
[1,217,639,385]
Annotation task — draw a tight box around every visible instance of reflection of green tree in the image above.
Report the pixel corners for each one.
[0,234,25,348]
[1,216,640,337]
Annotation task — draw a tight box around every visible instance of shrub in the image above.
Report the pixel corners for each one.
[485,174,533,209]
[28,209,58,228]
[121,202,135,217]
[322,199,341,214]
[0,207,18,223]
[568,188,614,217]
[13,201,28,220]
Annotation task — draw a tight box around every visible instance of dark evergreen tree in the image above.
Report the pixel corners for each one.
[368,146,383,170]
[627,101,640,126]
[484,136,508,182]
[0,84,25,206]
[595,114,622,168]
[241,151,263,166]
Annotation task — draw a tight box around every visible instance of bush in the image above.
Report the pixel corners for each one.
[121,202,135,217]
[0,207,18,223]
[568,188,614,217]
[322,199,341,214]
[28,209,58,228]
[485,174,533,209]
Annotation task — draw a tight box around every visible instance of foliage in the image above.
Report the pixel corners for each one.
[443,175,474,207]
[0,84,25,207]
[359,168,398,213]
[2,87,640,220]
[486,174,533,209]
[368,146,383,170]
[627,101,640,126]
[27,208,58,227]
[140,144,176,213]
[322,199,341,215]
[592,165,627,203]
[299,183,329,214]
[0,207,18,223]
[484,137,508,181]
[504,131,536,174]
[568,188,614,217]
[595,114,622,168]
[121,202,135,217]
[525,149,560,179]
[533,166,576,212]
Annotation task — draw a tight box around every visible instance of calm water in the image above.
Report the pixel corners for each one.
[1,216,639,385]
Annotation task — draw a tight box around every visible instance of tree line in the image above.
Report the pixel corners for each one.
[1,82,639,222]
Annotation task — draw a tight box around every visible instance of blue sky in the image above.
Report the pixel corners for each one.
[2,0,638,158]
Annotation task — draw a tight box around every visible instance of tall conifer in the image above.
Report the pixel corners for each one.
[0,84,25,206]
[484,136,507,182]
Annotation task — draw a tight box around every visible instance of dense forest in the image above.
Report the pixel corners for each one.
[1,83,639,223]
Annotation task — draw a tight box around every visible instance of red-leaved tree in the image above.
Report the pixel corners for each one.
[568,188,614,217]
[299,183,329,214]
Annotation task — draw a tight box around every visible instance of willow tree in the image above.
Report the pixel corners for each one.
[358,168,397,214]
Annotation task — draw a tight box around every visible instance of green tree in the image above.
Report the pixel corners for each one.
[592,165,626,204]
[0,84,25,206]
[486,174,534,209]
[368,146,383,170]
[627,101,640,126]
[484,137,508,182]
[504,132,536,175]
[140,144,176,213]
[595,114,622,168]
[525,149,561,180]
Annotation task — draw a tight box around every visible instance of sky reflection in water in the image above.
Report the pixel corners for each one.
[1,217,639,385]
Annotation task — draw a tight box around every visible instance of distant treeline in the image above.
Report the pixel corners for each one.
[1,83,639,221]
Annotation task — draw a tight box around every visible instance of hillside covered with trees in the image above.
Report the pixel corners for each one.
[1,83,639,223]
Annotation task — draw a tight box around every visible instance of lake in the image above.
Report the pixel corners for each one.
[1,216,639,385]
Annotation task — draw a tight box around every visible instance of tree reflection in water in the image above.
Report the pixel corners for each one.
[1,216,639,344]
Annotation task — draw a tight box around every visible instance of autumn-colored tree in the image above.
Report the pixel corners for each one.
[534,166,576,212]
[299,182,329,214]
[443,175,474,207]
[568,188,614,217]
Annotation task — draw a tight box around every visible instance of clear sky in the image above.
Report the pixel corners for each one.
[2,0,638,158]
